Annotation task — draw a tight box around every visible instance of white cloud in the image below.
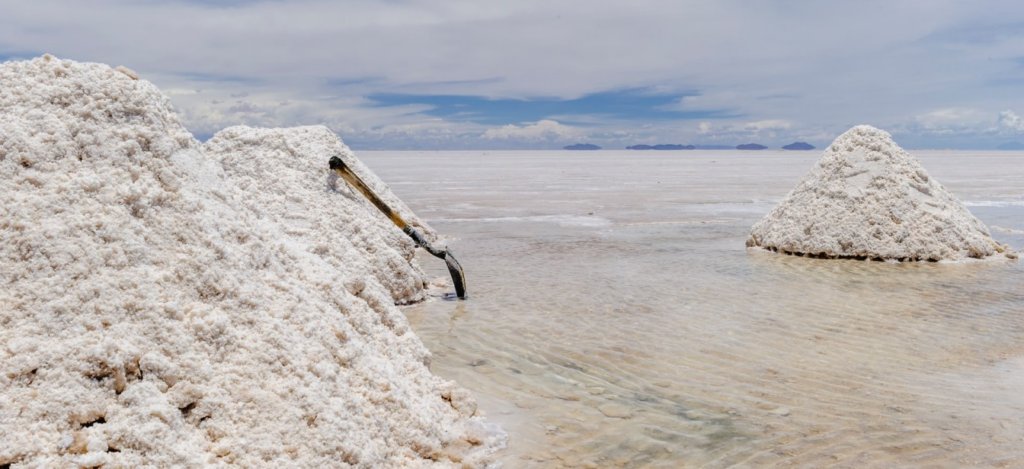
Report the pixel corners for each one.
[692,119,795,141]
[2,0,1023,147]
[904,107,993,136]
[885,108,1024,142]
[999,110,1024,132]
[916,108,987,126]
[743,119,791,132]
[481,120,583,141]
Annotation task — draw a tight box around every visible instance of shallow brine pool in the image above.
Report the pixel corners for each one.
[364,150,1024,468]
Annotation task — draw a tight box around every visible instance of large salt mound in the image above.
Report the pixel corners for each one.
[747,125,1016,261]
[0,55,494,467]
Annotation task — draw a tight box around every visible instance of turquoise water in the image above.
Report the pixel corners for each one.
[365,150,1024,468]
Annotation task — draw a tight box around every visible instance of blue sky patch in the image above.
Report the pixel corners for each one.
[0,51,41,62]
[366,88,736,125]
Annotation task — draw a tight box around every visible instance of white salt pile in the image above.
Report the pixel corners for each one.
[0,55,500,467]
[747,125,1016,261]
[202,125,438,304]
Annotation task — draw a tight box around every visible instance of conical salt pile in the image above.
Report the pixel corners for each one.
[0,56,498,467]
[747,125,1016,261]
[202,125,438,304]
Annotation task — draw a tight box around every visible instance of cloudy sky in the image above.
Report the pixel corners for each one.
[2,0,1024,149]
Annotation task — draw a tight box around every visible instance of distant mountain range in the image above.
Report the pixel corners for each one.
[782,141,815,150]
[636,143,771,150]
[692,144,735,150]
[565,142,819,151]
[564,143,601,150]
[624,143,746,150]
[997,142,1024,150]
[626,144,696,150]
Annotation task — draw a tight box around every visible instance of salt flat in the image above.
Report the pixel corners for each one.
[365,149,1024,468]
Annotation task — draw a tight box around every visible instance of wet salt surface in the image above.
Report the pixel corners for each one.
[363,150,1024,468]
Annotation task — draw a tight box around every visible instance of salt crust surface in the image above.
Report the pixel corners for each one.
[203,125,435,304]
[748,125,1016,261]
[0,56,497,467]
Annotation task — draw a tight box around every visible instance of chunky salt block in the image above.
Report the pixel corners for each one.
[747,125,1016,261]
